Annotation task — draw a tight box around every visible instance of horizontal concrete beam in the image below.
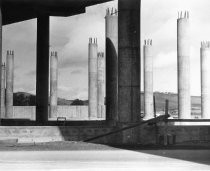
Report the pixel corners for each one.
[1,0,112,25]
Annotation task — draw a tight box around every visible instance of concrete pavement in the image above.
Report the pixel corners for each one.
[0,149,209,171]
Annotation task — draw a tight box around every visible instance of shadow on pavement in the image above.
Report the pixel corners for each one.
[109,144,210,166]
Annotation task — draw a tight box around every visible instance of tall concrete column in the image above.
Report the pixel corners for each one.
[0,7,2,118]
[36,15,49,124]
[50,51,58,118]
[97,52,105,118]
[1,63,5,118]
[200,41,210,119]
[118,0,140,123]
[105,8,118,121]
[177,11,191,119]
[88,38,98,118]
[6,51,14,118]
[143,39,153,120]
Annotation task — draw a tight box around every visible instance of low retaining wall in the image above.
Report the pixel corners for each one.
[139,124,210,145]
[11,106,106,120]
[13,106,36,120]
[0,126,116,143]
[0,124,210,145]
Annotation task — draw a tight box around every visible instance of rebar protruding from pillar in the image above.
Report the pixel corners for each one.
[106,8,118,16]
[88,37,98,118]
[201,41,210,48]
[6,50,14,118]
[177,11,191,119]
[143,39,154,120]
[144,39,152,46]
[200,41,210,119]
[178,11,189,19]
[89,37,98,45]
[0,63,5,118]
[50,51,58,118]
[97,52,105,118]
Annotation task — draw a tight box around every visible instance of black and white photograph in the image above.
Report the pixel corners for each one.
[0,0,209,170]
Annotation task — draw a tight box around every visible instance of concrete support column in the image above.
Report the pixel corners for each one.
[88,38,98,118]
[6,51,14,118]
[200,41,210,119]
[177,11,191,119]
[105,8,118,121]
[118,0,140,123]
[0,7,2,118]
[97,52,105,118]
[36,15,49,124]
[50,51,58,118]
[1,63,5,118]
[143,39,153,120]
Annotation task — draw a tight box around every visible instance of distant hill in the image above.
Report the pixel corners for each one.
[14,92,35,106]
[140,92,201,112]
[13,92,88,106]
[13,92,201,112]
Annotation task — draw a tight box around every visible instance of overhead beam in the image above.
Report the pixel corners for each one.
[1,0,112,25]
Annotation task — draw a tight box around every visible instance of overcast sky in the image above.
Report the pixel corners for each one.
[2,0,210,100]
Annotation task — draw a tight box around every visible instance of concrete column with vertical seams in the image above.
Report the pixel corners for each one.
[0,6,2,118]
[50,51,58,118]
[143,39,154,120]
[200,41,210,119]
[105,7,118,122]
[97,52,105,118]
[88,38,98,118]
[118,0,140,123]
[177,11,191,119]
[6,50,14,118]
[1,63,5,118]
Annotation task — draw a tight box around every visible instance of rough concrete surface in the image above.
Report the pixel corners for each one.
[177,12,191,119]
[11,106,106,120]
[0,142,209,171]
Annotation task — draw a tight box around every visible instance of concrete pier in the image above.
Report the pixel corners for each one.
[1,63,5,118]
[97,52,105,118]
[118,0,140,123]
[0,7,2,118]
[88,38,98,118]
[177,11,191,119]
[36,15,49,124]
[105,8,118,122]
[50,51,58,118]
[143,39,153,120]
[6,50,14,118]
[200,41,210,119]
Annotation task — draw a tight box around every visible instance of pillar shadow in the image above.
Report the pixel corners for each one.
[106,38,118,121]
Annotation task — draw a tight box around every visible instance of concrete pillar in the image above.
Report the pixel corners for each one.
[177,11,191,119]
[36,15,49,124]
[50,51,58,118]
[143,39,153,120]
[200,41,210,119]
[88,38,98,118]
[97,52,105,118]
[0,7,2,118]
[105,8,118,121]
[1,63,5,118]
[6,51,14,118]
[118,0,140,123]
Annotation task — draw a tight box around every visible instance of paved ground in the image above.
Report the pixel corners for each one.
[0,142,210,171]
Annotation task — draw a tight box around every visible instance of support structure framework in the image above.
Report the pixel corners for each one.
[177,11,191,119]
